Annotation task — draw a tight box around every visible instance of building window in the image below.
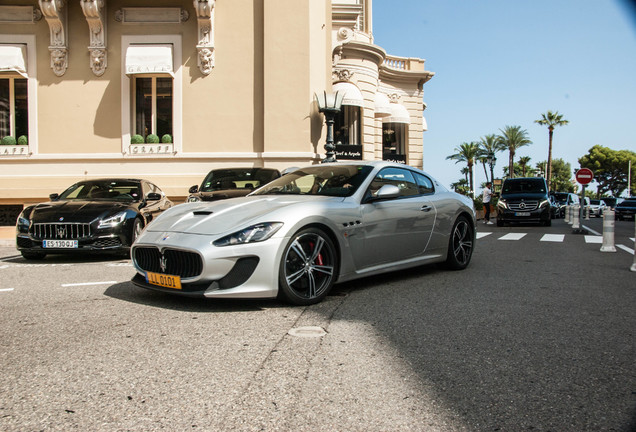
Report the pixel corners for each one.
[0,77,27,142]
[133,77,173,140]
[121,36,182,155]
[382,122,407,163]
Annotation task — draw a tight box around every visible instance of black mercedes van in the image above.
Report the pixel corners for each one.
[496,177,551,226]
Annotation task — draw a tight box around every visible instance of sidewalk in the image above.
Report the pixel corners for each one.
[0,226,15,248]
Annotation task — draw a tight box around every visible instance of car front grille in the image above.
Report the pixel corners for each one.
[133,247,203,279]
[508,201,539,211]
[31,223,91,240]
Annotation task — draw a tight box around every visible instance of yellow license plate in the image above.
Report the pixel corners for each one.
[145,271,182,290]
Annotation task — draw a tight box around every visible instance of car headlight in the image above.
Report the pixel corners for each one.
[213,222,283,247]
[539,199,550,208]
[98,211,127,228]
[187,195,201,203]
[16,211,30,233]
[497,199,508,210]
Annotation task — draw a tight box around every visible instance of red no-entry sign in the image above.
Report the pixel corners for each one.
[575,168,594,185]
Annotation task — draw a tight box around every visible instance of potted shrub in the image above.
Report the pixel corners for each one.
[146,134,159,144]
[161,134,172,144]
[130,134,144,144]
[17,135,28,145]
[1,136,17,146]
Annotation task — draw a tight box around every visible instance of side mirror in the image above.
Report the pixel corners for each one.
[188,185,199,194]
[146,192,162,201]
[49,193,59,201]
[364,184,401,203]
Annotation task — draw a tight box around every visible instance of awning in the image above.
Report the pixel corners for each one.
[332,82,364,107]
[374,92,391,118]
[382,103,410,124]
[422,116,428,131]
[125,44,173,76]
[0,44,27,77]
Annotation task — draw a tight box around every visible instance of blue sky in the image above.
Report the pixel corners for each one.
[372,0,636,193]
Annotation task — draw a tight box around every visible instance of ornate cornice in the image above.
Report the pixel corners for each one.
[332,68,354,83]
[39,0,68,76]
[193,0,215,75]
[81,0,107,76]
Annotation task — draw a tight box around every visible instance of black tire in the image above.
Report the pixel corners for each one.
[496,219,504,227]
[21,251,46,260]
[445,216,474,270]
[544,218,552,227]
[278,227,337,305]
[131,218,144,244]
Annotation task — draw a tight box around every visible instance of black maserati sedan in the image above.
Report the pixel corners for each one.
[16,178,173,260]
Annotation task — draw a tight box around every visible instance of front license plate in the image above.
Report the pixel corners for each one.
[145,271,182,290]
[515,212,531,217]
[43,240,78,248]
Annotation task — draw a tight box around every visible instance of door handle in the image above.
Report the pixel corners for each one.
[420,205,432,212]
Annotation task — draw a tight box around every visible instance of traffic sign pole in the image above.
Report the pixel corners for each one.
[574,168,594,235]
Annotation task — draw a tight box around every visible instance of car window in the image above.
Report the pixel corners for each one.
[414,172,435,195]
[253,165,373,197]
[502,179,546,193]
[367,167,419,198]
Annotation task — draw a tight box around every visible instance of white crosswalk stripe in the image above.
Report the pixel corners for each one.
[540,234,565,242]
[498,233,527,241]
[585,236,603,244]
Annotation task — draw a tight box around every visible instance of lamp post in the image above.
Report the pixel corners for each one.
[315,90,344,163]
[486,152,497,185]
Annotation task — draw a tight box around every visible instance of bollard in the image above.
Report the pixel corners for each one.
[631,219,636,272]
[572,205,581,230]
[584,205,590,220]
[565,205,571,223]
[600,209,616,252]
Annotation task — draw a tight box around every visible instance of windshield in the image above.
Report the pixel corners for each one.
[200,168,279,192]
[618,200,636,208]
[58,180,141,201]
[252,165,374,197]
[502,179,546,194]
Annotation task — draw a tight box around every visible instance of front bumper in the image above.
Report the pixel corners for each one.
[497,207,551,224]
[130,230,284,299]
[16,233,129,254]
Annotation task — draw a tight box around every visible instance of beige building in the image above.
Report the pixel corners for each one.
[0,0,433,222]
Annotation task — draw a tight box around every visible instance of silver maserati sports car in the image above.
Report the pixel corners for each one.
[131,161,476,305]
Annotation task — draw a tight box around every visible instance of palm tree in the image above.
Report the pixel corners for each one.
[535,110,569,191]
[518,156,532,177]
[447,142,480,198]
[497,126,532,179]
[477,134,506,183]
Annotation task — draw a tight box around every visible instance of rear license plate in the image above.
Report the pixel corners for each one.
[145,271,182,290]
[515,212,531,217]
[43,240,78,248]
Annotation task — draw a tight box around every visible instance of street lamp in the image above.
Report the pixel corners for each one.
[486,152,497,184]
[314,90,344,163]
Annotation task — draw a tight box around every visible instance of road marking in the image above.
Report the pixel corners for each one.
[585,236,603,244]
[498,233,527,241]
[0,288,14,292]
[582,225,601,236]
[616,244,635,255]
[61,281,117,287]
[476,232,492,239]
[540,234,564,242]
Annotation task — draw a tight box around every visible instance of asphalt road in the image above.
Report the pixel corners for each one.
[0,218,634,431]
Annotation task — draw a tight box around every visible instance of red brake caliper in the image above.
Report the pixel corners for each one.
[309,241,324,266]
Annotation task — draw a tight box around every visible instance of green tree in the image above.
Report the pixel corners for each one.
[578,145,636,196]
[549,158,575,192]
[447,142,480,197]
[497,126,532,179]
[517,156,532,177]
[477,134,506,182]
[535,110,569,192]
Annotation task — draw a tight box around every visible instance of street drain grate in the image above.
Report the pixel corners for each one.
[288,326,327,338]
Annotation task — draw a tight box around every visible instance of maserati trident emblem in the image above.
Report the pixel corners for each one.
[56,225,67,238]
[159,253,167,273]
